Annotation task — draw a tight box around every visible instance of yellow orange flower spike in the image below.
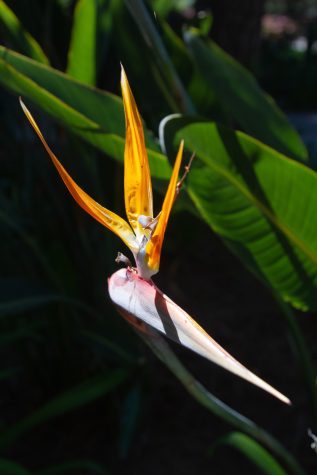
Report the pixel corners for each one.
[20,70,291,405]
[19,68,183,280]
[121,67,153,239]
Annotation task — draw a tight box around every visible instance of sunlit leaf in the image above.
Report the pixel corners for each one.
[0,47,170,180]
[211,432,288,475]
[170,120,317,310]
[67,0,97,85]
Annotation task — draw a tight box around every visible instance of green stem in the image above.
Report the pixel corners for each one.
[139,328,306,475]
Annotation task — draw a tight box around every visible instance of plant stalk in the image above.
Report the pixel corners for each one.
[137,326,306,475]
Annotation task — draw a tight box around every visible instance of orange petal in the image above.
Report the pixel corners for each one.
[121,66,153,238]
[20,99,138,251]
[145,141,184,272]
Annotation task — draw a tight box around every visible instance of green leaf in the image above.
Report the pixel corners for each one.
[160,21,223,121]
[0,0,48,64]
[67,0,97,85]
[83,330,136,363]
[171,120,317,311]
[212,432,287,475]
[96,0,113,72]
[0,279,96,318]
[0,47,170,180]
[0,299,51,320]
[112,0,172,127]
[124,0,195,114]
[0,369,127,449]
[184,29,308,162]
[0,458,30,475]
[150,0,195,18]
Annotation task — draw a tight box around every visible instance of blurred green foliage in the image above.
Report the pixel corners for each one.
[0,0,316,474]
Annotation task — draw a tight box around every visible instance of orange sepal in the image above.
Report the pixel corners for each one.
[121,66,153,238]
[145,141,184,272]
[20,99,137,251]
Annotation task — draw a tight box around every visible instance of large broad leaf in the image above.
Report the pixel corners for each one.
[169,120,317,311]
[184,29,308,162]
[0,47,170,179]
[66,0,97,85]
[211,432,287,475]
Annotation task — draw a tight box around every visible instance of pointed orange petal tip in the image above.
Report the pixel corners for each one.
[145,140,184,273]
[20,99,138,251]
[108,268,291,405]
[121,66,153,238]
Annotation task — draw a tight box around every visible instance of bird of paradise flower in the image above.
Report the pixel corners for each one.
[20,67,290,405]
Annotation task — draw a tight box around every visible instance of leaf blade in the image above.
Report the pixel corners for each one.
[212,432,288,475]
[184,29,308,161]
[67,0,97,85]
[0,0,48,64]
[171,120,317,310]
[0,369,127,449]
[0,46,170,179]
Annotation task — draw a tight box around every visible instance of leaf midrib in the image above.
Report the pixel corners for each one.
[189,147,317,268]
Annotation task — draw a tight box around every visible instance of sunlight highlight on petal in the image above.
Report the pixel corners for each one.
[146,141,184,272]
[109,268,291,405]
[20,98,138,251]
[121,66,153,238]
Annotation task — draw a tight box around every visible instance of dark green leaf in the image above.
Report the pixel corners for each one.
[0,279,87,318]
[0,1,48,64]
[0,369,127,449]
[184,29,308,161]
[139,328,305,475]
[124,0,195,114]
[118,385,141,458]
